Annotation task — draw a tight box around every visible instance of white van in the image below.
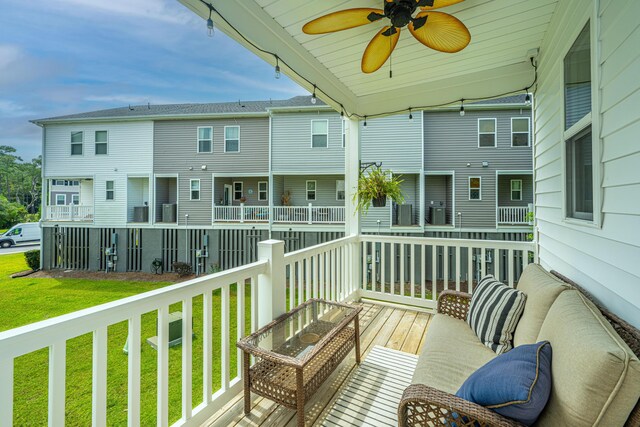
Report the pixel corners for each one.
[0,223,41,248]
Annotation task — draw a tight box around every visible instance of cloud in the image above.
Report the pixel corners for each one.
[0,44,67,88]
[52,0,197,25]
[0,100,36,117]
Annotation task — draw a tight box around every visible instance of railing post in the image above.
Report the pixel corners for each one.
[240,203,245,223]
[308,203,313,224]
[257,240,285,328]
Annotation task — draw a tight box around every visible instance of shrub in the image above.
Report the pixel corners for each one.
[172,261,192,277]
[24,249,40,271]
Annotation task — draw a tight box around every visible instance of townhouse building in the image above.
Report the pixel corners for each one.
[32,95,531,272]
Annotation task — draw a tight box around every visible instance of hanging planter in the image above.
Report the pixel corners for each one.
[354,166,404,214]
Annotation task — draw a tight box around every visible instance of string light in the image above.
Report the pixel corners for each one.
[409,108,413,120]
[206,6,214,37]
[525,91,531,106]
[275,57,281,79]
[197,0,537,121]
[364,116,367,127]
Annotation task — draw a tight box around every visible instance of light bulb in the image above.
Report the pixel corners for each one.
[459,105,465,117]
[409,109,413,120]
[275,64,280,79]
[311,95,317,104]
[207,18,214,37]
[525,93,531,105]
[364,117,367,127]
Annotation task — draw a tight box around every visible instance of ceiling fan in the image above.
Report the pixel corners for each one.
[302,0,471,74]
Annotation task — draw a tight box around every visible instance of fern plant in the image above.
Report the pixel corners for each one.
[354,166,404,214]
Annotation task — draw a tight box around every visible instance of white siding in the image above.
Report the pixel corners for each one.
[43,121,154,227]
[534,0,640,327]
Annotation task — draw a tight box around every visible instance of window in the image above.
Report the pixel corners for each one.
[336,180,345,201]
[511,118,530,147]
[510,179,523,201]
[225,126,240,152]
[478,119,496,147]
[106,181,115,200]
[72,194,80,205]
[233,181,243,201]
[311,120,328,148]
[258,181,268,201]
[71,131,83,155]
[95,131,108,155]
[566,126,593,220]
[72,180,79,186]
[197,126,212,153]
[564,22,594,222]
[306,180,317,201]
[8,228,21,236]
[190,179,201,201]
[469,177,481,200]
[56,194,66,205]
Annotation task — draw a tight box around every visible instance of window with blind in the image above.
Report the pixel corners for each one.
[564,22,594,221]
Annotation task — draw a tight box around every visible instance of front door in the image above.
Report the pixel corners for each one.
[223,184,232,206]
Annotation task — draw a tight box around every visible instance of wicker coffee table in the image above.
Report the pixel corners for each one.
[237,298,362,427]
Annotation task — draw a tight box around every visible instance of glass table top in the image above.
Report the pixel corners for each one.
[246,300,357,360]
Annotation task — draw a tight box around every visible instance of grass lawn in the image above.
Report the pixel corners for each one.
[0,253,250,425]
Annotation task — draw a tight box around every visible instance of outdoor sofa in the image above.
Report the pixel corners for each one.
[398,263,640,426]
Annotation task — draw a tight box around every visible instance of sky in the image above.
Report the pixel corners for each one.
[0,0,306,161]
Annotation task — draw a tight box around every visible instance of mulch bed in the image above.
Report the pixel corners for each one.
[28,270,194,283]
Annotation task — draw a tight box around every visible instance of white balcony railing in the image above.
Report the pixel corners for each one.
[497,206,530,224]
[45,205,94,222]
[213,205,269,223]
[0,234,535,426]
[273,205,345,224]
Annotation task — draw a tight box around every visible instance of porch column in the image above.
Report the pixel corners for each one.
[344,117,360,236]
[257,239,285,328]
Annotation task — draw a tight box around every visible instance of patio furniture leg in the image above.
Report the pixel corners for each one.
[296,367,305,427]
[243,351,251,414]
[355,313,361,364]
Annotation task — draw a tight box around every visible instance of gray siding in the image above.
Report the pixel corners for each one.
[424,109,532,229]
[271,111,344,173]
[279,175,345,206]
[394,174,419,225]
[425,174,453,224]
[360,114,423,172]
[155,177,177,222]
[498,174,533,207]
[154,118,269,175]
[213,176,269,206]
[178,172,212,225]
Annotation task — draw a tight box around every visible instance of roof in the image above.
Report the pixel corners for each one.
[32,95,327,124]
[32,94,527,125]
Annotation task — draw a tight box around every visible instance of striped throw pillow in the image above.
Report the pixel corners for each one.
[467,275,527,354]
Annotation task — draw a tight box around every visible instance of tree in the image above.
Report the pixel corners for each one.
[0,146,41,215]
[0,196,28,229]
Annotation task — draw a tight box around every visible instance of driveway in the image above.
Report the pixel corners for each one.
[0,243,40,255]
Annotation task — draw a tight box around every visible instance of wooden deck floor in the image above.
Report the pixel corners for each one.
[203,302,433,427]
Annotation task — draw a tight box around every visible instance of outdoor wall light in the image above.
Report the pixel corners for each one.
[201,165,207,170]
[188,166,193,171]
[482,161,489,167]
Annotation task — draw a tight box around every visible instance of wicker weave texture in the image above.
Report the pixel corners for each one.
[249,326,355,409]
[436,290,472,320]
[399,384,524,427]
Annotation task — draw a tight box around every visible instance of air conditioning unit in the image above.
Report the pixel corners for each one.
[133,206,149,223]
[430,206,446,225]
[397,204,413,226]
[162,203,177,223]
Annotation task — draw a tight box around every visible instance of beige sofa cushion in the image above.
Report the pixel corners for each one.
[412,313,497,394]
[513,264,570,347]
[536,290,640,427]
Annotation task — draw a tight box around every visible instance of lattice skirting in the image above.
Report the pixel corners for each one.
[321,345,418,426]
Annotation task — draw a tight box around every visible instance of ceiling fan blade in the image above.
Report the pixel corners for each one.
[409,11,470,53]
[361,26,400,74]
[419,0,465,10]
[302,8,385,34]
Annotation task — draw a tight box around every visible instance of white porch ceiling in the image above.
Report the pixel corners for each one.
[179,0,558,117]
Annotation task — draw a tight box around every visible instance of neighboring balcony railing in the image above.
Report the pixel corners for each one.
[497,206,530,224]
[213,205,269,223]
[273,205,345,224]
[45,205,94,222]
[0,234,535,426]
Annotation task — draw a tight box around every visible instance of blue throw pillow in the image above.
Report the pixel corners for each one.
[455,341,552,426]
